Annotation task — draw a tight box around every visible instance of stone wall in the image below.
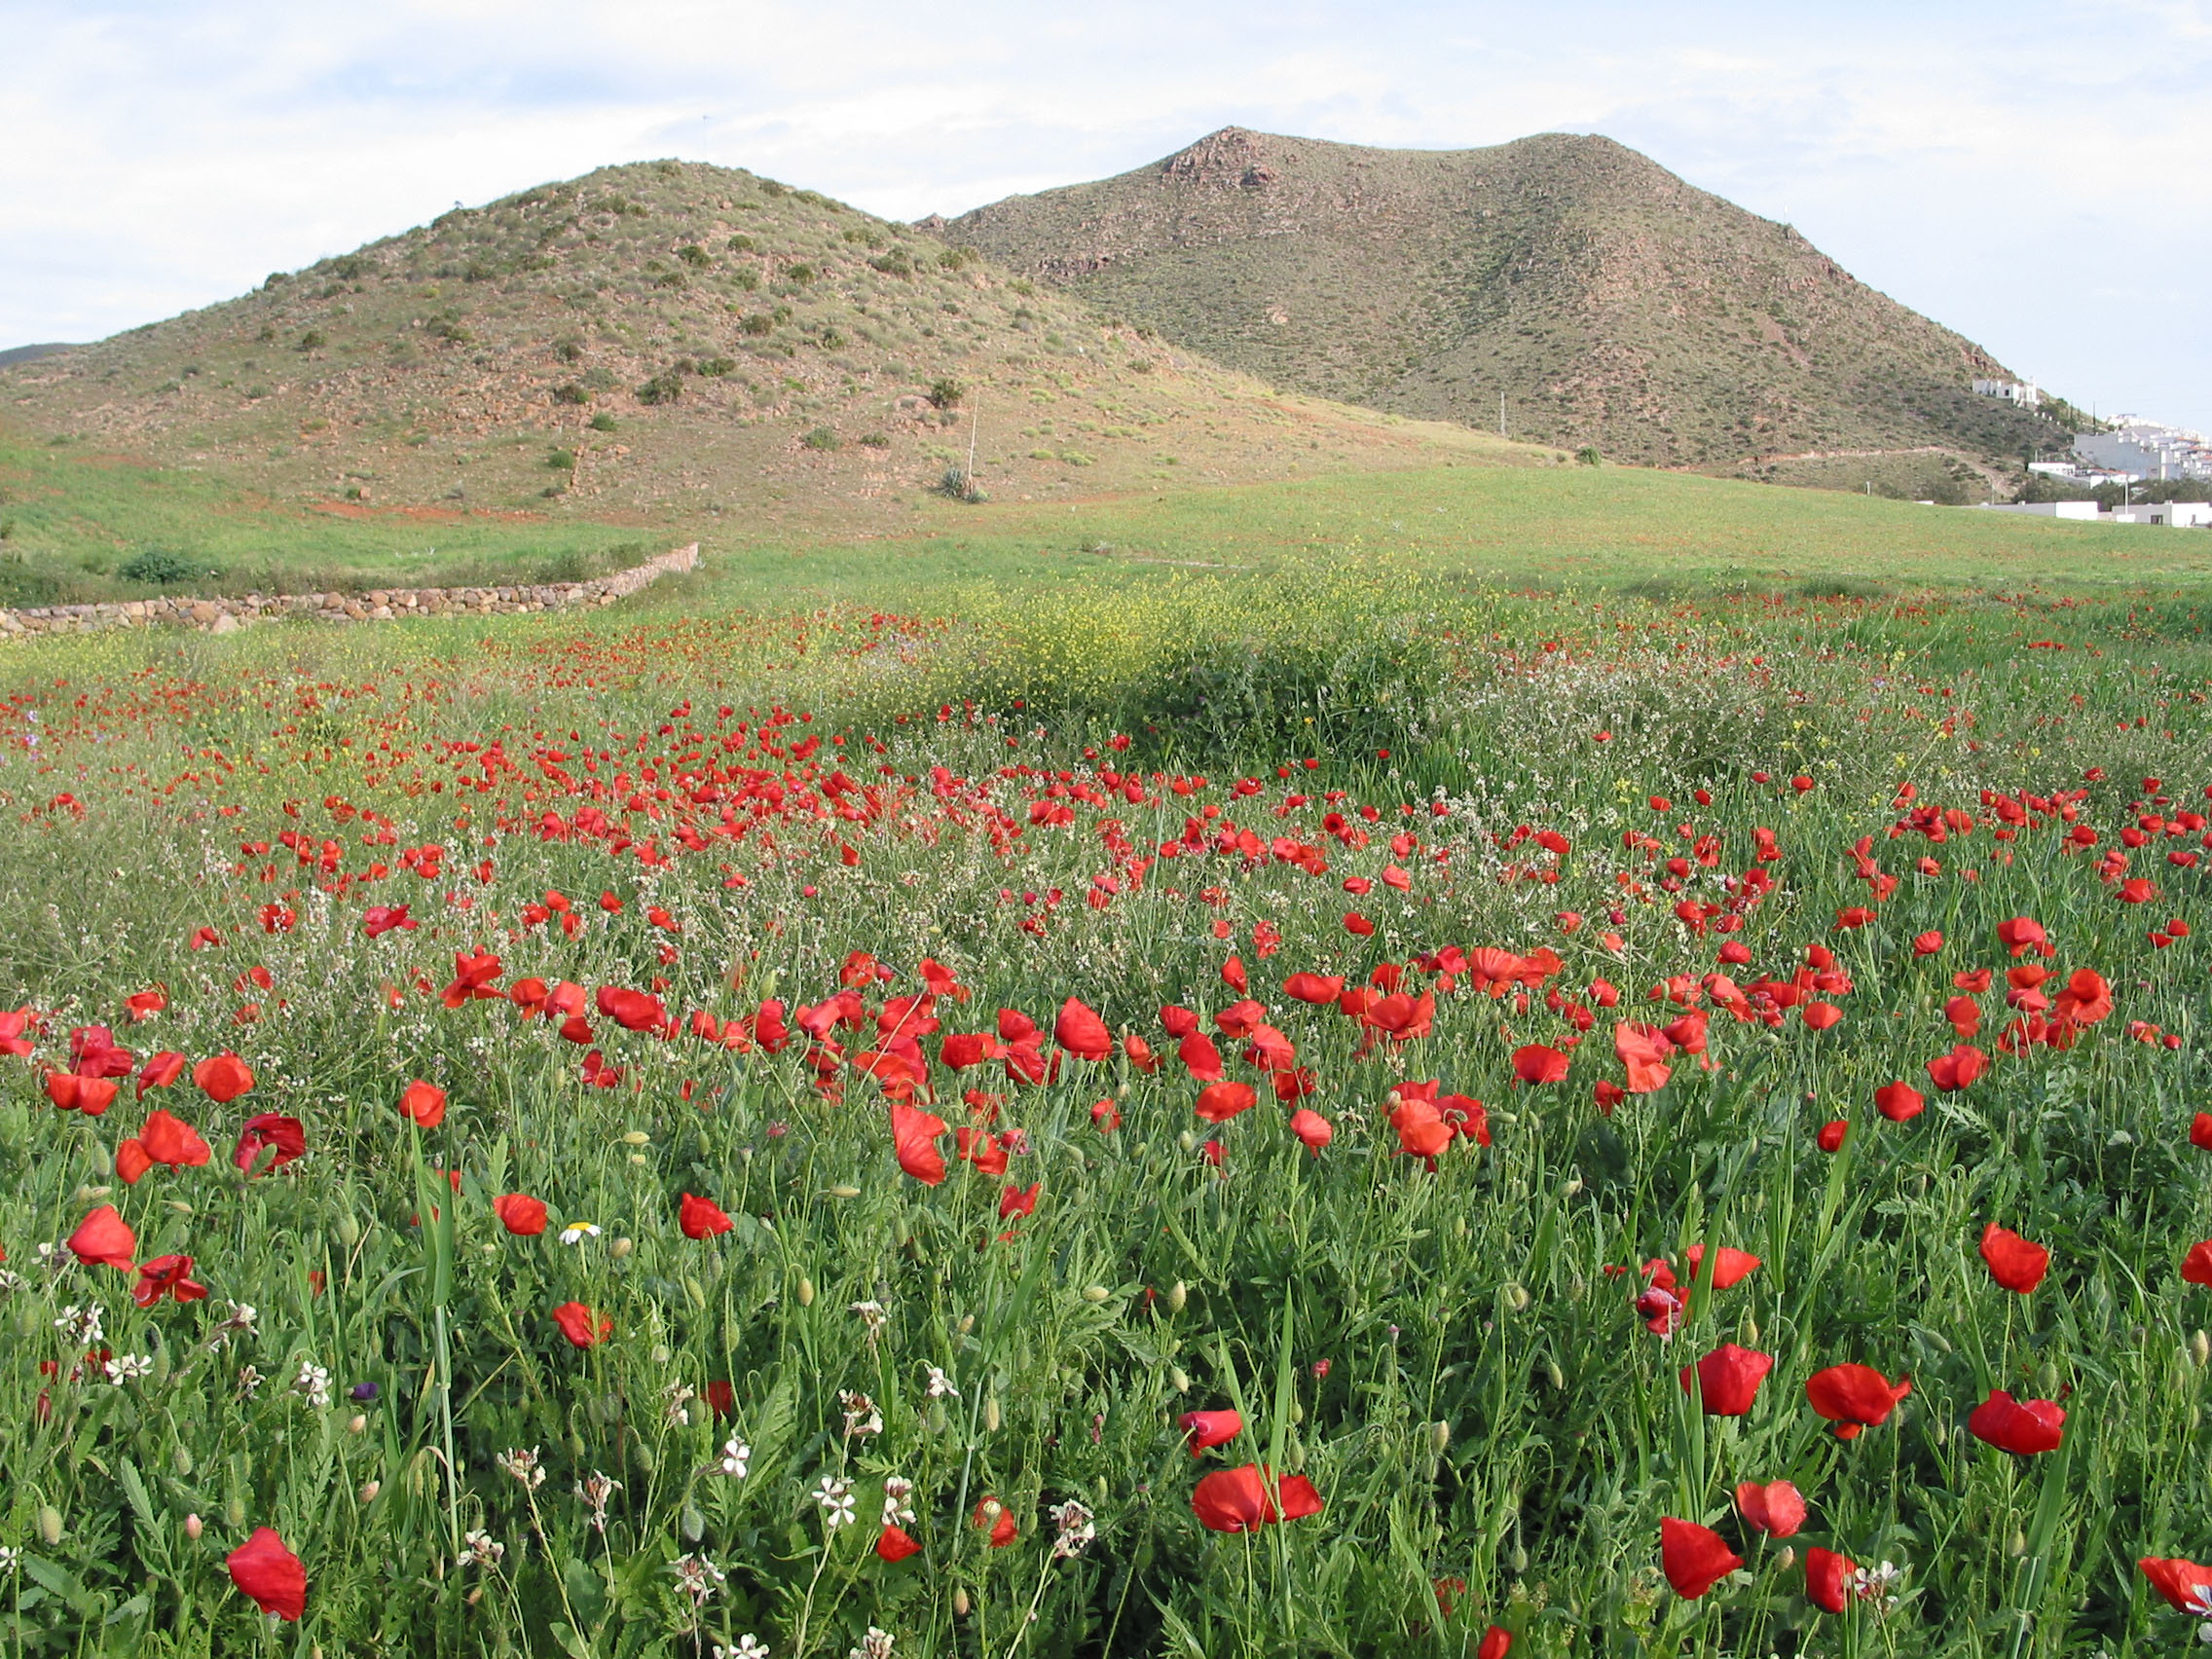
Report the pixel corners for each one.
[0,542,699,640]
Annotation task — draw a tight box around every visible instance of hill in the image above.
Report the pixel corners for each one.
[927,128,2074,474]
[0,159,1529,602]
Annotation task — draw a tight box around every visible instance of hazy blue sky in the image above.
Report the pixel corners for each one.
[4,0,2206,430]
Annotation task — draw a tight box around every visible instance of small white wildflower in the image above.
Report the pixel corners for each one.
[716,1640,769,1659]
[576,1471,620,1534]
[55,1305,103,1346]
[668,1552,724,1607]
[1049,1497,1096,1559]
[290,1359,332,1409]
[236,1364,264,1397]
[496,1447,547,1491]
[848,1627,895,1659]
[103,1352,153,1386]
[923,1364,959,1399]
[840,1389,882,1438]
[813,1475,856,1529]
[559,1222,602,1245]
[664,1381,697,1427]
[206,1301,258,1348]
[718,1438,752,1478]
[0,1546,18,1572]
[848,1299,888,1335]
[0,1268,24,1294]
[458,1530,504,1568]
[881,1476,915,1527]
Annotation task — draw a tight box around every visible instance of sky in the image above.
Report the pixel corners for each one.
[4,0,2207,432]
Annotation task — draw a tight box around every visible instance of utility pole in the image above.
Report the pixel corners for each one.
[1498,392,1506,439]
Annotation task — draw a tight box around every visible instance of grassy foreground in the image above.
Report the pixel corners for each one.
[2,515,2212,1657]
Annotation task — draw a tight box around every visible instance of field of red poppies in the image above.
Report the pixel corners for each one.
[5,572,2212,1657]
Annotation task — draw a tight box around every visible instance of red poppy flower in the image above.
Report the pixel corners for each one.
[1179,1030,1225,1081]
[1912,931,1944,956]
[1804,1363,1911,1439]
[1968,1388,2064,1455]
[1180,1409,1242,1453]
[1511,1045,1569,1085]
[1283,973,1344,1005]
[1288,1108,1333,1155]
[234,1113,305,1175]
[69,1025,135,1079]
[2193,1113,2212,1153]
[1052,997,1112,1060]
[2181,1240,2212,1286]
[890,1098,949,1185]
[1684,1244,1759,1288]
[1735,1479,1805,1537]
[594,984,666,1033]
[1594,1081,1626,1116]
[1195,1082,1257,1124]
[1925,1045,1987,1092]
[226,1527,307,1620]
[1874,1081,1925,1122]
[1660,1517,1742,1599]
[132,1253,208,1308]
[679,1192,734,1239]
[494,1194,548,1235]
[1817,1119,1848,1152]
[1677,1344,1773,1416]
[194,1051,256,1105]
[1191,1464,1323,1531]
[135,1051,186,1099]
[1997,916,2049,957]
[397,1080,446,1128]
[1613,1023,1674,1094]
[46,1073,118,1116]
[1345,912,1376,937]
[67,1204,135,1271]
[1478,1629,1514,1659]
[1979,1223,2049,1293]
[2140,1555,2212,1612]
[876,1524,922,1563]
[553,1301,610,1347]
[1806,1546,1855,1614]
[972,1496,1019,1547]
[363,904,417,938]
[1220,956,1249,993]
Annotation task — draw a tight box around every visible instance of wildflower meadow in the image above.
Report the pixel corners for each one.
[6,571,2212,1657]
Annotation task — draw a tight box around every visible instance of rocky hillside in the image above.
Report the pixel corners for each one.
[929,129,2072,471]
[1,158,1516,541]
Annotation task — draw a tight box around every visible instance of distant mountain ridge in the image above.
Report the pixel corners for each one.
[929,127,2069,470]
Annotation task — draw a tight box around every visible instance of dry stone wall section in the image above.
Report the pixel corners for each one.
[0,543,699,640]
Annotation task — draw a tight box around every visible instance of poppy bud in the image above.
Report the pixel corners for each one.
[348,1415,367,1435]
[2009,1528,2028,1557]
[953,1588,971,1617]
[1775,1546,1794,1572]
[177,1511,202,1542]
[1545,1359,1565,1389]
[682,1503,705,1542]
[336,1214,361,1248]
[1508,1545,1529,1574]
[1167,1280,1188,1314]
[2194,1330,2210,1368]
[622,1130,649,1146]
[359,1481,380,1503]
[1083,1285,1111,1304]
[1502,1282,1530,1312]
[225,1494,245,1529]
[957,1313,974,1334]
[173,1446,193,1477]
[797,1276,815,1307]
[1169,1366,1190,1393]
[1177,1130,1196,1153]
[37,1506,62,1546]
[984,1396,1002,1431]
[1431,1420,1453,1454]
[611,1236,633,1258]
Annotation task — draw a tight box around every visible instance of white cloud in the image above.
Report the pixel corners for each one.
[1,0,2205,428]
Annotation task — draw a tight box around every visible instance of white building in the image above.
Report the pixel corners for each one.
[1979,501,2102,520]
[2073,417,2212,482]
[1975,500,2211,526]
[1974,378,2043,407]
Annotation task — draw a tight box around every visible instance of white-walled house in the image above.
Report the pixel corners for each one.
[1973,379,2043,406]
